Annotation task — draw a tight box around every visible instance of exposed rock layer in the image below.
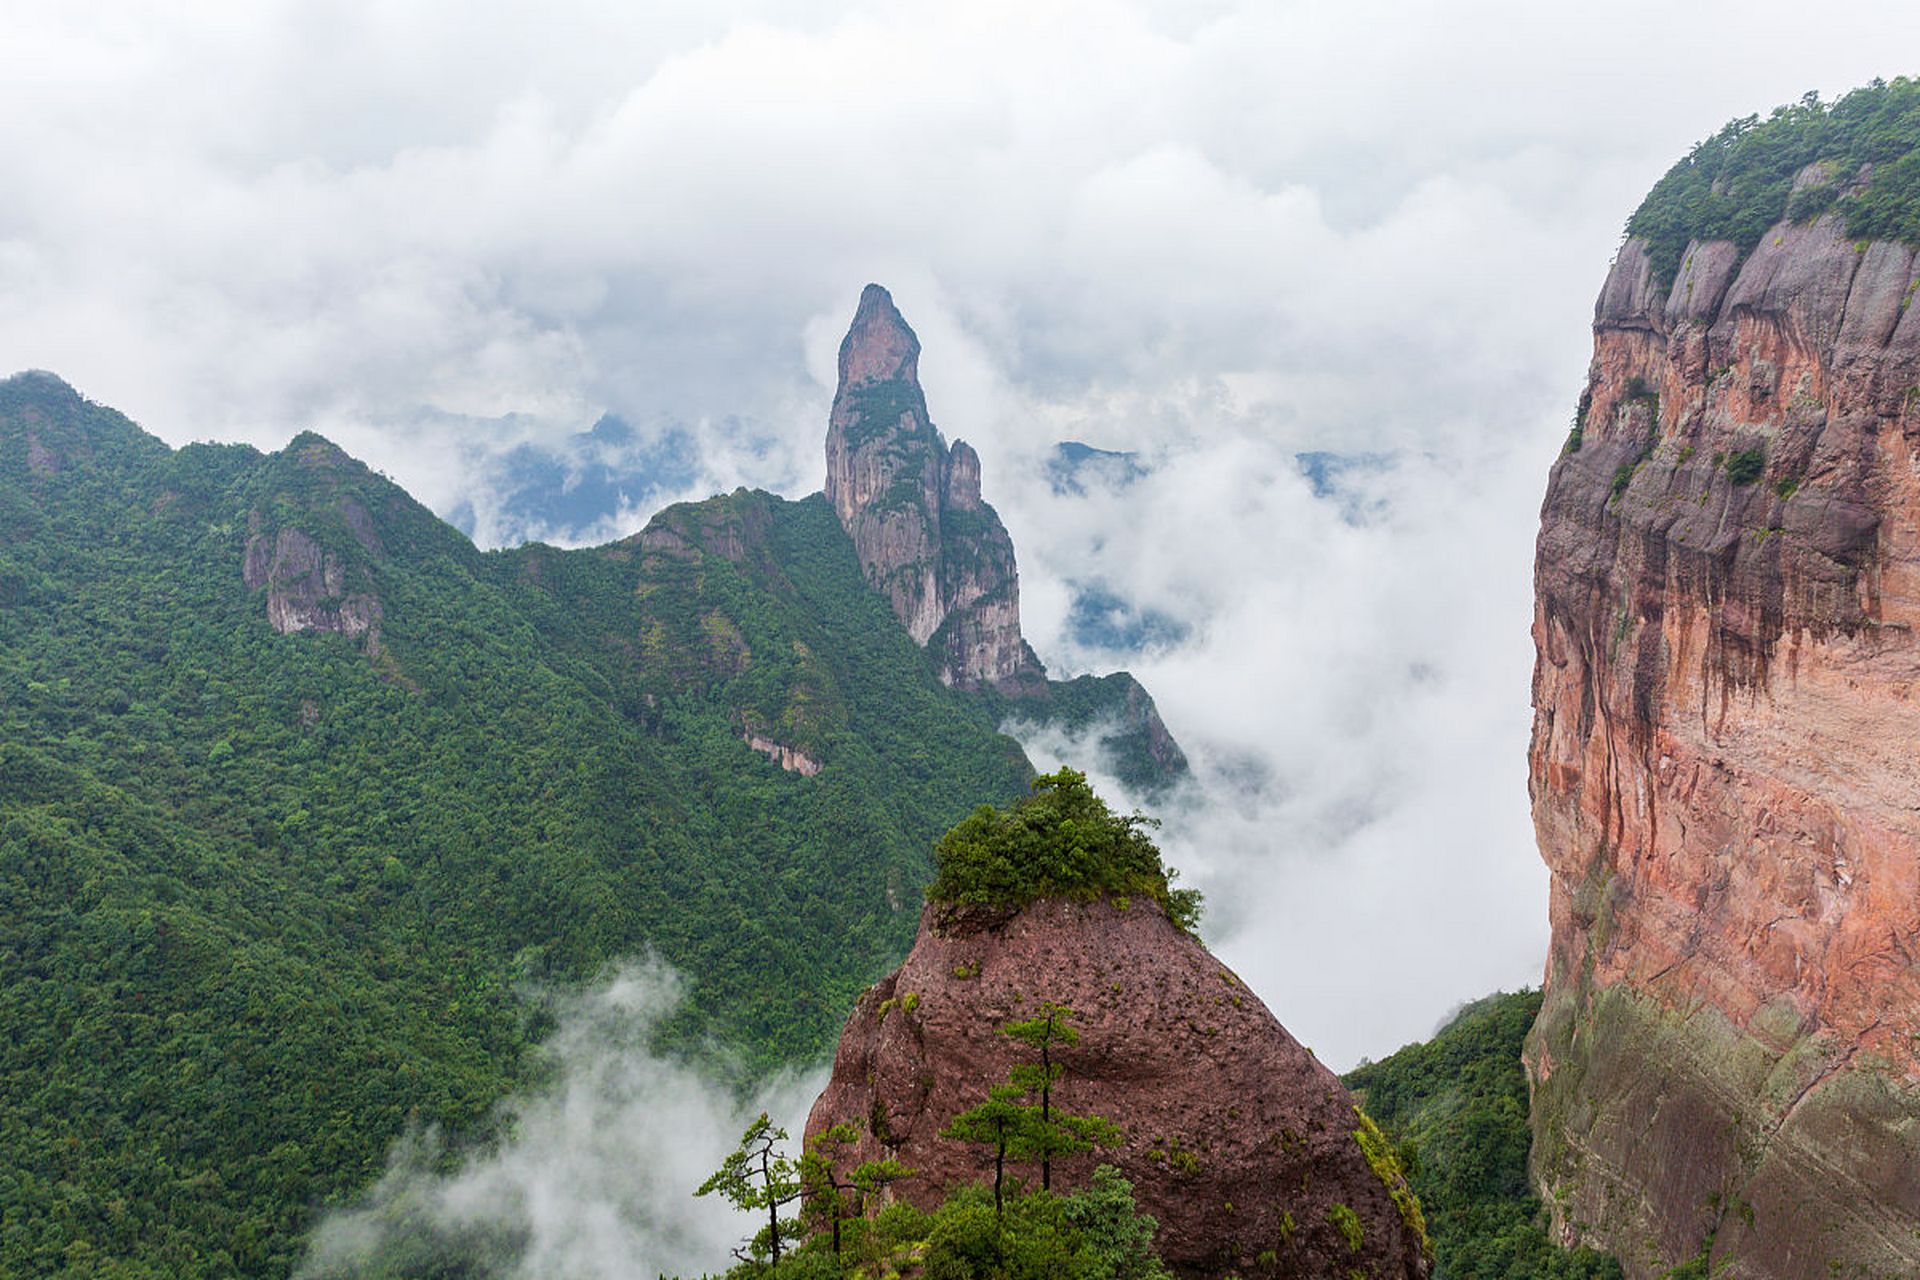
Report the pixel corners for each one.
[806,897,1431,1280]
[1526,211,1920,1278]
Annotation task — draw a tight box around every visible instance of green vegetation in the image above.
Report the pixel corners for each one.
[985,673,1188,798]
[801,1124,914,1261]
[732,1167,1170,1280]
[1344,991,1623,1280]
[926,769,1202,932]
[1627,78,1920,288]
[1328,1203,1364,1253]
[1724,447,1768,486]
[700,1113,807,1267]
[943,1005,1121,1215]
[1353,1106,1430,1256]
[0,374,1037,1276]
[734,998,1157,1280]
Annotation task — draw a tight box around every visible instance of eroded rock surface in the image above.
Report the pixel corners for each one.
[1527,211,1920,1278]
[806,897,1431,1280]
[824,285,1045,693]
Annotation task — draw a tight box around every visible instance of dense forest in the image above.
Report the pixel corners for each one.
[0,372,1041,1276]
[1344,992,1622,1280]
[1627,75,1920,287]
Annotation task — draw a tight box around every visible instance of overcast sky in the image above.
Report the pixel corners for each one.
[7,3,1919,1083]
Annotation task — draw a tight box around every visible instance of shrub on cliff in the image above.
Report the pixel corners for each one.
[925,769,1202,933]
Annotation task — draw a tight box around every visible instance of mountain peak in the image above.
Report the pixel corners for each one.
[837,282,922,389]
[806,775,1429,1277]
[822,285,1041,690]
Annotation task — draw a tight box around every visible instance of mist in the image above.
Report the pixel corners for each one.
[299,961,826,1280]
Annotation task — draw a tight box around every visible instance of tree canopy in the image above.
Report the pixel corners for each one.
[1626,77,1920,288]
[925,769,1202,933]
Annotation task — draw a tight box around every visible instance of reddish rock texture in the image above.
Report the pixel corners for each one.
[1527,210,1920,1278]
[824,285,1046,693]
[805,897,1431,1280]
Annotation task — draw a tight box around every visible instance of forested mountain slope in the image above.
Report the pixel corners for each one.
[0,369,1035,1276]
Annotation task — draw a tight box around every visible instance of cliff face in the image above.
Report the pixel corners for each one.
[1526,207,1920,1278]
[825,285,1045,693]
[805,898,1431,1280]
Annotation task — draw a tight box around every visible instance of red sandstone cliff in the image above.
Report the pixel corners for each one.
[805,897,1432,1280]
[1526,201,1920,1278]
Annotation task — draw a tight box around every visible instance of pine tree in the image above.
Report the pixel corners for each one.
[941,1083,1035,1218]
[1002,1002,1079,1191]
[697,1113,804,1267]
[802,1122,913,1260]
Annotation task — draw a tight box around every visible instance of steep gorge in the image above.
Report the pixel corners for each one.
[1527,151,1920,1277]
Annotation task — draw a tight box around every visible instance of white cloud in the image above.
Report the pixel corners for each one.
[298,960,826,1280]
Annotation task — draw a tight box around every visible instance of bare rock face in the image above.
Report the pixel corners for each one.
[243,523,383,640]
[1527,214,1920,1279]
[241,435,389,651]
[824,285,1045,692]
[806,898,1431,1280]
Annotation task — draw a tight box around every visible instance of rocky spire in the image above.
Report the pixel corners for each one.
[823,285,1043,691]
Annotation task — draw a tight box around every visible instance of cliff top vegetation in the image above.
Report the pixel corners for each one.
[925,769,1202,933]
[1627,76,1920,287]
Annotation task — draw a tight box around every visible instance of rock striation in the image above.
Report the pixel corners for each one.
[805,896,1431,1280]
[1527,201,1920,1278]
[825,284,1045,693]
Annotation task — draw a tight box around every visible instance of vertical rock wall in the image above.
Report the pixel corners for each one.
[1527,214,1920,1279]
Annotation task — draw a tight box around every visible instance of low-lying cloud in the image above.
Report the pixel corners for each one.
[299,960,825,1280]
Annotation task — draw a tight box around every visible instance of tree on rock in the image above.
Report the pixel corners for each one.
[1004,1002,1115,1191]
[698,1112,804,1267]
[941,1083,1036,1219]
[801,1121,913,1260]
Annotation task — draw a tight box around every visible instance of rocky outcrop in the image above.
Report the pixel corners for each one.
[825,285,1046,693]
[741,730,821,776]
[805,897,1431,1280]
[242,521,383,640]
[1526,203,1920,1278]
[238,434,416,658]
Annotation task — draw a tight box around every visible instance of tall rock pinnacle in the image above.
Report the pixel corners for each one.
[824,285,1043,691]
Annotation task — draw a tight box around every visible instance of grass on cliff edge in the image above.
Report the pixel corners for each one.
[1344,990,1623,1280]
[925,768,1203,934]
[1627,76,1920,289]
